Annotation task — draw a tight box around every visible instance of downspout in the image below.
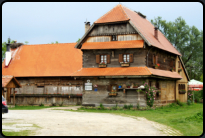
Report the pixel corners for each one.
[146,46,154,66]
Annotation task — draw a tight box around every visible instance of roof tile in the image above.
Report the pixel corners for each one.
[2,43,82,77]
[81,40,144,50]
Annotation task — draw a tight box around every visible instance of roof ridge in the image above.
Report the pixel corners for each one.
[119,4,129,20]
[95,4,119,23]
[21,42,77,46]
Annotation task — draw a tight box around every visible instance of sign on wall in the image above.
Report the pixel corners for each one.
[85,80,92,91]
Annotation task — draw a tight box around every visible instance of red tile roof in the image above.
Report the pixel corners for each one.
[81,40,144,50]
[2,75,21,88]
[93,4,181,56]
[72,67,182,79]
[2,43,82,77]
[72,67,151,76]
[95,4,129,23]
[148,68,182,79]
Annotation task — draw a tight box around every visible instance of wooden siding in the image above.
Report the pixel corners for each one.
[176,56,188,102]
[82,49,146,68]
[89,23,137,36]
[146,47,177,71]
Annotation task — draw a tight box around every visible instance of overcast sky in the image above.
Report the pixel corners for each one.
[2,2,203,45]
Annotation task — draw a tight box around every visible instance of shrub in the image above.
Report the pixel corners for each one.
[100,103,104,110]
[136,103,140,110]
[127,104,133,110]
[176,100,185,106]
[139,82,158,107]
[187,100,192,105]
[123,104,128,109]
[39,103,44,107]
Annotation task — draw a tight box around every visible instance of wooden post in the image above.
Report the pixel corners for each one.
[13,88,15,106]
[7,88,11,103]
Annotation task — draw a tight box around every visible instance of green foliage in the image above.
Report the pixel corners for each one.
[136,103,140,110]
[151,17,203,80]
[24,41,29,45]
[76,38,81,43]
[185,111,203,122]
[123,104,128,109]
[142,82,158,107]
[187,100,192,105]
[200,74,203,82]
[100,103,104,109]
[187,91,193,102]
[39,103,44,107]
[176,100,185,106]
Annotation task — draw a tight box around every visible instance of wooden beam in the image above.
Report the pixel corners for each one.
[13,88,15,106]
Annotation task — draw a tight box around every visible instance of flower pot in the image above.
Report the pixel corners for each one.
[127,86,130,88]
[121,63,129,67]
[155,66,159,69]
[118,85,122,89]
[99,64,107,68]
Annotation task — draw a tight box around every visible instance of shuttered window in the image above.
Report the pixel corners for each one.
[123,54,129,62]
[96,55,100,63]
[107,54,110,64]
[119,54,123,62]
[100,55,107,64]
[120,54,134,63]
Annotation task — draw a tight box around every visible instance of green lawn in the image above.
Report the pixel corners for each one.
[75,103,203,136]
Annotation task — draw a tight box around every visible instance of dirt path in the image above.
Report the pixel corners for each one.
[2,107,182,136]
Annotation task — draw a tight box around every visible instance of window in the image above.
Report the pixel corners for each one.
[123,54,130,62]
[178,61,181,68]
[178,84,185,90]
[100,55,107,64]
[156,81,160,89]
[111,35,117,41]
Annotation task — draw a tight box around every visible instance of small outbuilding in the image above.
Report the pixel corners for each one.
[2,75,22,105]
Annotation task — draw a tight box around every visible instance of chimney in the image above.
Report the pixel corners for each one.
[84,21,90,33]
[154,26,158,40]
[5,37,11,67]
[6,37,11,51]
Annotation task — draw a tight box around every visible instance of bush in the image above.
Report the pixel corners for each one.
[187,100,192,105]
[127,104,133,110]
[39,103,44,107]
[176,100,185,106]
[123,104,128,109]
[100,103,104,110]
[137,103,140,110]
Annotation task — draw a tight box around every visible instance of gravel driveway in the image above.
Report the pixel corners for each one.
[2,106,182,136]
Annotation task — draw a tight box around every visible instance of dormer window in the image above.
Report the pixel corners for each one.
[112,35,117,41]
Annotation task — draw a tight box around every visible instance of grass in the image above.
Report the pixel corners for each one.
[2,123,41,136]
[2,130,35,136]
[74,103,203,136]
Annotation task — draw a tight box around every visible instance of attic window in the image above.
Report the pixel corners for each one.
[112,35,117,41]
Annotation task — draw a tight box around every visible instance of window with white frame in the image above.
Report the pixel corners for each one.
[100,55,107,64]
[123,54,129,62]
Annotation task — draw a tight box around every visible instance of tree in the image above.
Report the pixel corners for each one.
[24,41,29,45]
[151,17,203,80]
[200,74,203,82]
[76,38,81,43]
[2,40,15,62]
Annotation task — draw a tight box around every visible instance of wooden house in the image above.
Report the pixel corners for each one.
[2,4,189,107]
[72,4,190,106]
[2,43,83,106]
